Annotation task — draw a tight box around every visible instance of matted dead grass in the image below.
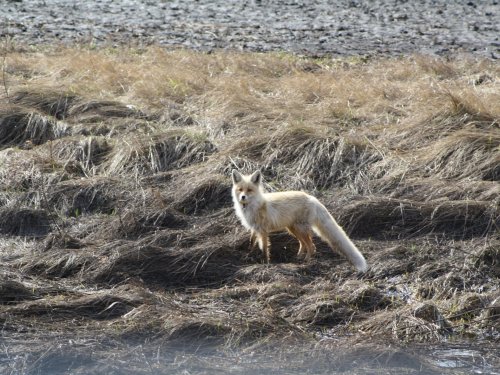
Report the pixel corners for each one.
[0,45,498,373]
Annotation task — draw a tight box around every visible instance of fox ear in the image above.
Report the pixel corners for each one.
[250,170,261,184]
[231,169,242,184]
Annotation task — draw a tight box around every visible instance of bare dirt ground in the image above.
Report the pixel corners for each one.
[0,1,499,374]
[1,0,499,58]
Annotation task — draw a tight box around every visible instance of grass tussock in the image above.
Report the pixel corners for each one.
[44,136,111,176]
[10,90,77,119]
[104,129,216,176]
[0,105,67,148]
[340,197,498,239]
[0,206,52,236]
[0,47,499,371]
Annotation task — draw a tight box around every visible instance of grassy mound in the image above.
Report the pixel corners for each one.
[0,47,498,373]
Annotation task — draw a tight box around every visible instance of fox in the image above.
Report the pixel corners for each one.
[231,170,367,272]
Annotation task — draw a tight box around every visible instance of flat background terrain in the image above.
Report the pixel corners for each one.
[0,1,499,374]
[1,0,499,58]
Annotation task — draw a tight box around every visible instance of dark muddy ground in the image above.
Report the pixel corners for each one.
[1,0,499,58]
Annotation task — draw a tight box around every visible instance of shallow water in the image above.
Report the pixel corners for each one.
[432,347,500,374]
[3,336,499,375]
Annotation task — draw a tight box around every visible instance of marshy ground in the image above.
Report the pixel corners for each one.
[0,45,498,374]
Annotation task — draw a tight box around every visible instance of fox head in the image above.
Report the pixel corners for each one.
[231,170,262,207]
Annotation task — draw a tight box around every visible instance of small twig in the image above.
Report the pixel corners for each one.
[364,135,385,159]
[38,173,63,236]
[1,51,10,102]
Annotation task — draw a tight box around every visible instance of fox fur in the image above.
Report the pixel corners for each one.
[231,170,367,272]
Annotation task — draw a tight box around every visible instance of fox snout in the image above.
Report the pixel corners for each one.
[235,190,251,205]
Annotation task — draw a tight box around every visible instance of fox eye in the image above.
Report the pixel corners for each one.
[238,188,244,192]
[247,189,253,193]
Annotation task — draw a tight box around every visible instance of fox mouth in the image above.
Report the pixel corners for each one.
[240,201,248,208]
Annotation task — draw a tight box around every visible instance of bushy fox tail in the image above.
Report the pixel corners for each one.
[313,203,367,272]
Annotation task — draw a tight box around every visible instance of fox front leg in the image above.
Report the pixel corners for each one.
[249,230,257,250]
[256,232,270,263]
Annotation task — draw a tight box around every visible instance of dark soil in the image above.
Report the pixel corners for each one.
[1,0,499,58]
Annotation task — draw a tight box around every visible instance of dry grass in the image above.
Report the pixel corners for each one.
[0,46,498,373]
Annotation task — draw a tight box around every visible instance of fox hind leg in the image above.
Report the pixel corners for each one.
[303,231,316,260]
[287,225,316,260]
[287,226,306,258]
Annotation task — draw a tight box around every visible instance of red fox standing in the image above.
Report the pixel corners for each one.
[231,170,368,272]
